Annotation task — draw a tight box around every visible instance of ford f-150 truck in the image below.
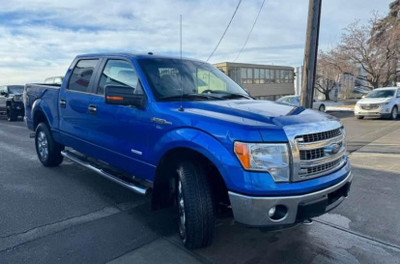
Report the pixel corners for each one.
[24,53,352,249]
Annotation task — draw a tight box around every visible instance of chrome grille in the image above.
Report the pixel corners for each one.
[300,142,343,161]
[300,148,325,160]
[360,104,379,110]
[292,126,346,181]
[298,157,344,177]
[297,128,341,143]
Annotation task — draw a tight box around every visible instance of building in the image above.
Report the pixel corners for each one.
[214,62,295,100]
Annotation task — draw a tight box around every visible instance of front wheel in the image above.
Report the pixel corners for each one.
[356,115,364,120]
[35,123,64,167]
[176,160,216,249]
[390,106,398,120]
[318,104,326,112]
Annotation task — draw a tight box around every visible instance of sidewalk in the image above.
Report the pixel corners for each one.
[108,126,400,264]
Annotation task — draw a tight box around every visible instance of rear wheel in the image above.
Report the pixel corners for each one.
[176,160,216,249]
[356,116,364,119]
[7,106,17,121]
[318,104,326,112]
[35,123,64,167]
[390,106,398,120]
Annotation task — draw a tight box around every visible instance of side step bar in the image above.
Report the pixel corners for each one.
[61,150,151,196]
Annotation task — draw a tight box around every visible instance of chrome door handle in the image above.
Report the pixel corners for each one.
[88,104,97,114]
[59,99,67,108]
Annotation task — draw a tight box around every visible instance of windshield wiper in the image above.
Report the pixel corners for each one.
[201,90,252,100]
[220,93,252,100]
[159,94,222,101]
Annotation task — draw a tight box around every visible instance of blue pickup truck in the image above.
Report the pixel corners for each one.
[24,53,352,249]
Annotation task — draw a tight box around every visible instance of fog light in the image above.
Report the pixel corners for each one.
[268,205,288,221]
[268,206,276,217]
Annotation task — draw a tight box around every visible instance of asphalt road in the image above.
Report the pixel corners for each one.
[1,112,400,264]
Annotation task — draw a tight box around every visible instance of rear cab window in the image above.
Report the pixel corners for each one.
[68,59,99,93]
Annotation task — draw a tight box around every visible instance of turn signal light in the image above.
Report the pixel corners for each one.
[234,142,251,169]
[106,96,124,101]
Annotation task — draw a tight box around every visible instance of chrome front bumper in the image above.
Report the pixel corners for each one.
[228,171,353,227]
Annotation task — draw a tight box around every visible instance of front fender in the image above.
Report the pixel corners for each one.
[151,128,253,192]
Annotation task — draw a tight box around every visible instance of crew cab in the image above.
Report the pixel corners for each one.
[354,87,400,120]
[24,53,352,249]
[0,85,25,121]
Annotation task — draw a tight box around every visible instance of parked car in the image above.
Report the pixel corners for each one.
[24,53,352,249]
[0,85,25,121]
[276,95,329,112]
[354,87,400,120]
[44,76,63,85]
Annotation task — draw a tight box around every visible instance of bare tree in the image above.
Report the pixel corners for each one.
[337,15,399,88]
[315,50,355,100]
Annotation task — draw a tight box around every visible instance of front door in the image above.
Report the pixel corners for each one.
[87,59,153,180]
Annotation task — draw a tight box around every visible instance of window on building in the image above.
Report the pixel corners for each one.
[242,68,253,84]
[260,69,266,84]
[254,69,260,83]
[270,70,276,83]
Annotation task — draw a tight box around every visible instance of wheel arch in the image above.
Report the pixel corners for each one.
[152,146,230,210]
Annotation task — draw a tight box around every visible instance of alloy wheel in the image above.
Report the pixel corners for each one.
[37,131,49,161]
[177,178,187,243]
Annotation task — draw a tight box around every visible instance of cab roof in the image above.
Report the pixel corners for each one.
[75,52,203,63]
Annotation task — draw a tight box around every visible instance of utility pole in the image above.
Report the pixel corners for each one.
[300,0,322,108]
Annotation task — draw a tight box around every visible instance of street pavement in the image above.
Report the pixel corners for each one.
[1,113,400,264]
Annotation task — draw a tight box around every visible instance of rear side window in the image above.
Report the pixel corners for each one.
[98,59,141,95]
[68,59,98,93]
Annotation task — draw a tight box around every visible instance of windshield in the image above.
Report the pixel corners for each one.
[366,90,395,98]
[137,58,250,101]
[8,86,24,95]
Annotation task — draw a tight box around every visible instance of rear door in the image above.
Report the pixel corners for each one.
[58,59,100,152]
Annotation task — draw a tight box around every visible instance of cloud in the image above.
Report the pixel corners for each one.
[0,0,393,85]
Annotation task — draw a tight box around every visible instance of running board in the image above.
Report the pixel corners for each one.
[61,150,151,196]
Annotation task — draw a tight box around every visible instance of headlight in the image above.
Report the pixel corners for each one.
[234,142,290,182]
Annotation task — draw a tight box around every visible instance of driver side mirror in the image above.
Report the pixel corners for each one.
[105,85,147,109]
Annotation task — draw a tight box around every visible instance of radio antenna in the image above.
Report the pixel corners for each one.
[179,14,184,111]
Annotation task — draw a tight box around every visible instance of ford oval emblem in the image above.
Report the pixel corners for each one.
[324,143,341,155]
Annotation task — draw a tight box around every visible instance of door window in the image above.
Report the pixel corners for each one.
[98,60,142,95]
[68,59,98,93]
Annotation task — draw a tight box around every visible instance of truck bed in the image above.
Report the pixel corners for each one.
[24,83,61,131]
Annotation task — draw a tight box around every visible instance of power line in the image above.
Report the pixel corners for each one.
[233,0,266,62]
[206,0,242,62]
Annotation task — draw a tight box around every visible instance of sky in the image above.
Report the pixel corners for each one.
[0,0,394,85]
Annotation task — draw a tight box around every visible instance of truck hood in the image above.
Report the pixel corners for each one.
[180,100,338,127]
[159,100,341,143]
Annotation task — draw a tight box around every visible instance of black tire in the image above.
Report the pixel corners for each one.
[7,106,17,121]
[356,116,364,120]
[176,160,216,249]
[390,106,398,120]
[35,123,64,167]
[318,104,326,112]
